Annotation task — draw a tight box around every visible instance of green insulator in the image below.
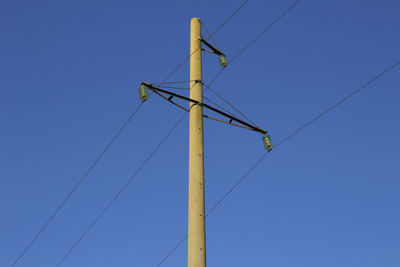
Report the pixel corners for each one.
[139,83,150,102]
[262,134,273,152]
[218,54,228,68]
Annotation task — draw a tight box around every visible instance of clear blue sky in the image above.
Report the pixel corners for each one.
[1,0,399,266]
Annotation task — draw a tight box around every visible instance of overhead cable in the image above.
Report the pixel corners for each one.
[208,0,301,87]
[203,83,259,128]
[10,102,144,267]
[55,114,187,267]
[156,58,400,266]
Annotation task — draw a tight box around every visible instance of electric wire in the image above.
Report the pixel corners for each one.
[51,1,251,265]
[207,0,301,87]
[11,13,204,266]
[151,80,195,85]
[197,0,302,129]
[197,0,301,133]
[203,95,238,118]
[156,234,188,267]
[157,85,190,90]
[199,0,302,136]
[12,35,194,267]
[209,0,249,38]
[208,58,400,218]
[155,58,400,266]
[203,83,259,128]
[231,0,300,64]
[274,59,400,148]
[55,114,187,267]
[201,21,219,50]
[10,102,144,267]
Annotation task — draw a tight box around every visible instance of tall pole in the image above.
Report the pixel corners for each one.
[188,17,206,267]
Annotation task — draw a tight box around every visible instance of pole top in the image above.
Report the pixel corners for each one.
[191,17,201,23]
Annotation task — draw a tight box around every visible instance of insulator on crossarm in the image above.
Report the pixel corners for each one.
[139,83,150,102]
[262,134,273,152]
[218,54,228,68]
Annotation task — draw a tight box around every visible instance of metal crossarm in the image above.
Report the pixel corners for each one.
[200,38,223,55]
[142,82,267,135]
[200,38,228,68]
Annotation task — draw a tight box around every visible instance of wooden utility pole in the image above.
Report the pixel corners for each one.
[188,17,206,267]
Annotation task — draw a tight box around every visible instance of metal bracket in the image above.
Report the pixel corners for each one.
[200,38,224,56]
[201,48,216,54]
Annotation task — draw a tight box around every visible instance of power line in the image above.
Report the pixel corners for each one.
[203,95,239,118]
[12,36,193,267]
[203,83,259,127]
[10,102,144,267]
[156,234,188,267]
[155,58,400,266]
[274,59,400,148]
[208,0,301,87]
[157,85,190,90]
[201,21,219,50]
[151,80,195,85]
[232,0,300,64]
[13,34,199,267]
[55,114,187,267]
[155,152,269,267]
[11,21,194,267]
[210,0,249,38]
[208,58,400,231]
[198,0,302,130]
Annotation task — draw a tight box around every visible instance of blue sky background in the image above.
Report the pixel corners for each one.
[1,0,400,266]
